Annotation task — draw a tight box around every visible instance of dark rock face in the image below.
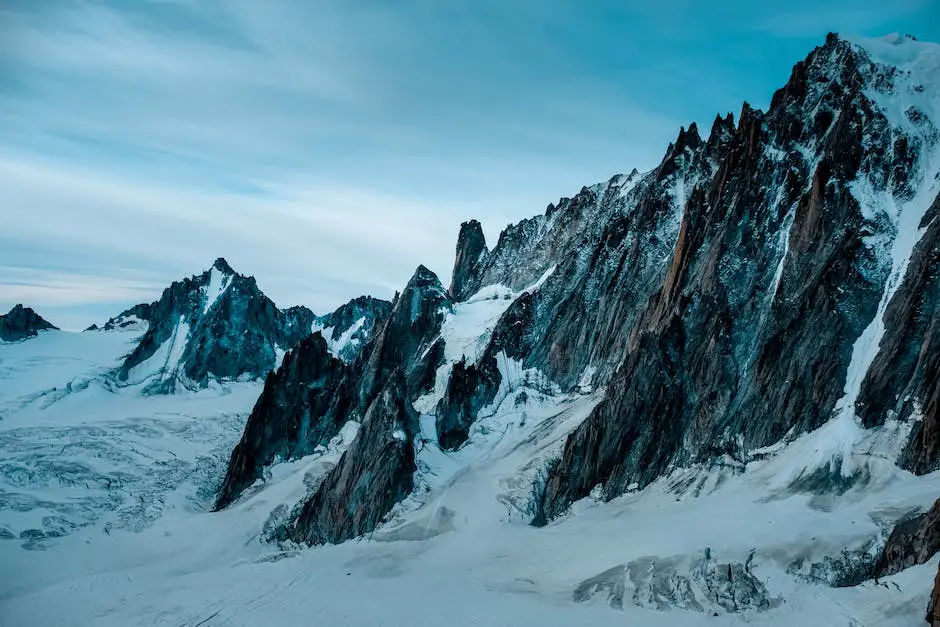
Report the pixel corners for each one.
[357,265,452,407]
[216,266,450,520]
[115,258,317,393]
[873,498,940,580]
[0,305,57,342]
[535,35,940,520]
[290,370,418,545]
[312,295,393,363]
[856,193,940,473]
[214,334,353,510]
[449,220,488,301]
[435,354,500,450]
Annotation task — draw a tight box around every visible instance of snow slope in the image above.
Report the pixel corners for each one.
[3,285,938,626]
[1,375,938,626]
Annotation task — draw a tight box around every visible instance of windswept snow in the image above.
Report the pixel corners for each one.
[202,267,232,315]
[1,346,938,627]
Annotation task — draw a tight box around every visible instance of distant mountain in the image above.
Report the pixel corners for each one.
[102,258,391,395]
[311,295,393,363]
[85,303,154,333]
[0,305,57,342]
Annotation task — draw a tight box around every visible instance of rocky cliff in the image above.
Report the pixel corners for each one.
[214,333,354,509]
[0,305,57,342]
[289,370,418,545]
[537,33,940,520]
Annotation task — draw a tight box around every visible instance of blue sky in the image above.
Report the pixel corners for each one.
[2,0,938,329]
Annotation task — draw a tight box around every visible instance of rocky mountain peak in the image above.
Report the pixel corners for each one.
[211,257,235,275]
[0,305,58,342]
[450,220,488,301]
[357,266,451,407]
[535,32,940,522]
[113,260,316,394]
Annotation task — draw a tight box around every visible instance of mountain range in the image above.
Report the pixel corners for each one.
[2,32,940,626]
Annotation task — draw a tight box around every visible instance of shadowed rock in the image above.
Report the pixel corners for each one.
[357,265,452,407]
[216,266,446,514]
[214,334,353,510]
[538,34,936,521]
[0,305,57,342]
[290,370,418,545]
[115,258,317,393]
[449,219,488,301]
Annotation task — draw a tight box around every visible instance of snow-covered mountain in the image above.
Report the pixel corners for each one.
[108,258,316,393]
[310,295,393,363]
[2,32,940,627]
[84,258,392,394]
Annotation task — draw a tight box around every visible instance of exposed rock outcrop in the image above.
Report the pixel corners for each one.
[449,219,488,301]
[290,370,418,545]
[214,334,353,510]
[0,305,57,342]
[435,354,500,450]
[357,265,452,407]
[873,498,940,580]
[216,265,449,514]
